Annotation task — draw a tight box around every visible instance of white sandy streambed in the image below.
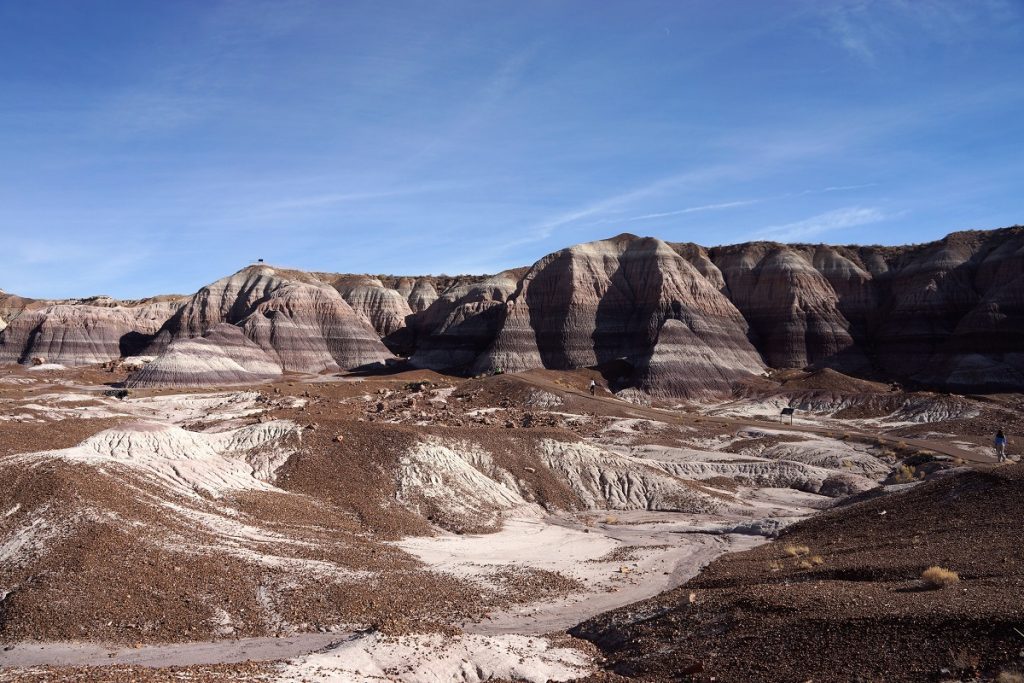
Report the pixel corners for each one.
[276,632,590,683]
[396,510,765,636]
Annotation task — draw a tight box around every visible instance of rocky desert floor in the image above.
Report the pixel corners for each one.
[0,363,1019,682]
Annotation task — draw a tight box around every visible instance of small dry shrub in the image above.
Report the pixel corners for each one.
[893,464,917,483]
[841,459,853,469]
[921,566,959,589]
[810,555,825,566]
[767,561,783,572]
[797,559,814,570]
[950,647,980,671]
[784,544,810,557]
[604,515,619,525]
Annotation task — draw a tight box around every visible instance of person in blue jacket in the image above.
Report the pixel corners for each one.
[994,429,1008,463]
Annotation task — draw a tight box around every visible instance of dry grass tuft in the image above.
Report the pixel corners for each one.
[783,544,810,557]
[604,515,619,525]
[797,559,814,570]
[767,561,783,572]
[810,555,825,566]
[893,464,918,483]
[921,566,959,589]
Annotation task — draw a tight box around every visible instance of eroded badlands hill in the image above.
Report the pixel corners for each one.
[407,226,1024,392]
[0,225,1021,394]
[0,295,184,366]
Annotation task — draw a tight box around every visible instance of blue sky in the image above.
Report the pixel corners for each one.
[2,0,1022,299]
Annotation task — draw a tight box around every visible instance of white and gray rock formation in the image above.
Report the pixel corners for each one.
[0,298,182,366]
[127,324,283,388]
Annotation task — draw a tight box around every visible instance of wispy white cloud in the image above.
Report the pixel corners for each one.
[244,182,462,214]
[817,0,1021,64]
[824,4,878,64]
[587,183,876,229]
[501,163,738,249]
[185,179,473,228]
[495,125,887,253]
[807,182,878,194]
[5,236,153,297]
[627,199,758,222]
[401,46,539,168]
[753,206,891,243]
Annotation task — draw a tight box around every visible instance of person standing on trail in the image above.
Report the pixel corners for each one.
[589,379,597,396]
[994,429,1008,463]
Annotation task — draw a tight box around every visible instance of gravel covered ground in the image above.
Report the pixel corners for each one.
[573,463,1024,682]
[1,364,1017,681]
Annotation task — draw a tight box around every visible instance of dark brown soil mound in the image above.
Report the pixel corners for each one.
[573,464,1024,682]
[779,368,890,394]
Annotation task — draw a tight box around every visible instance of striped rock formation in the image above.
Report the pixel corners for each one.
[0,298,183,366]
[149,266,392,374]
[2,226,1023,394]
[699,226,1024,390]
[412,236,766,398]
[127,324,282,388]
[410,270,525,372]
[329,276,414,338]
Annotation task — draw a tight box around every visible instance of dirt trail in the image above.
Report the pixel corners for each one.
[463,523,762,636]
[0,634,343,669]
[514,373,994,465]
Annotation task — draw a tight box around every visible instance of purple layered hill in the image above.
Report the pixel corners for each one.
[699,226,1024,390]
[412,235,767,398]
[2,226,1023,395]
[406,227,1024,394]
[315,272,486,354]
[126,324,282,388]
[0,296,184,366]
[148,265,392,374]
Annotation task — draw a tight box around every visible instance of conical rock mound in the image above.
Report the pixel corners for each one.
[150,265,392,373]
[415,235,766,396]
